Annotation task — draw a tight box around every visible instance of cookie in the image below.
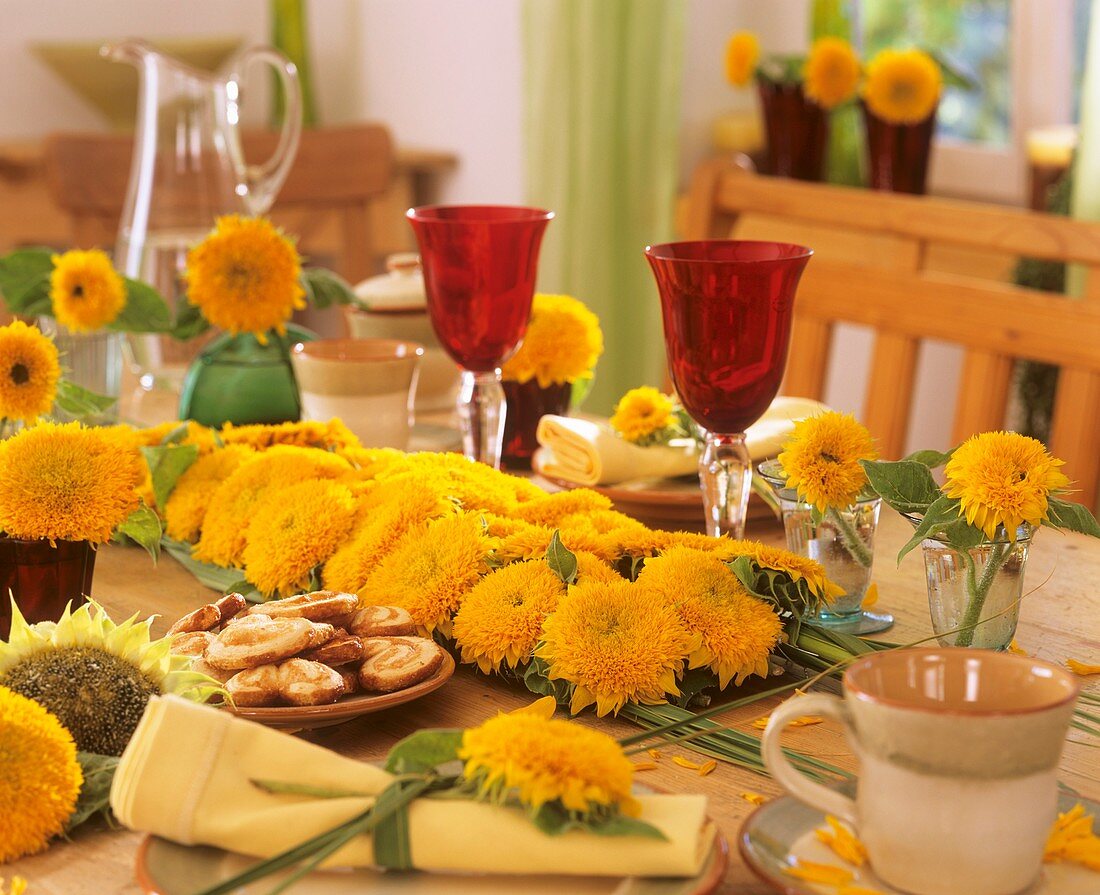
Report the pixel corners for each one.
[247,591,358,623]
[358,636,445,693]
[205,614,317,671]
[346,605,417,638]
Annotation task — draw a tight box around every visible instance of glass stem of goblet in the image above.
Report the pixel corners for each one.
[458,369,506,469]
[699,431,752,538]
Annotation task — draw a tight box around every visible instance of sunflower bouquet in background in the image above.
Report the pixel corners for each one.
[862,431,1100,650]
[758,412,890,633]
[500,293,604,468]
[610,386,696,447]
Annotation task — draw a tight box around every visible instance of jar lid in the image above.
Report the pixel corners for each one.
[354,254,426,312]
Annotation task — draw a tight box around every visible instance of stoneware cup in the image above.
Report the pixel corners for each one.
[291,339,423,449]
[761,648,1079,895]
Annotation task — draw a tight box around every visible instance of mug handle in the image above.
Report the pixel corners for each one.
[761,693,858,826]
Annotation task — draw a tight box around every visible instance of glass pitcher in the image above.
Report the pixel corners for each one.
[102,39,302,398]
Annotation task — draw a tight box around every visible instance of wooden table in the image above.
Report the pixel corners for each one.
[11,510,1100,893]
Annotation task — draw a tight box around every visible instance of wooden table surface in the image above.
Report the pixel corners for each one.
[11,509,1100,894]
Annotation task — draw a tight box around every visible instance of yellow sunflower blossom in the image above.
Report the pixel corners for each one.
[185,215,305,343]
[0,686,83,862]
[777,412,877,512]
[48,248,126,332]
[804,37,861,109]
[863,48,942,125]
[597,527,673,563]
[336,444,407,477]
[637,546,782,688]
[193,445,350,567]
[495,522,557,562]
[163,444,255,542]
[0,321,60,423]
[514,488,613,527]
[537,579,697,716]
[220,418,360,451]
[359,512,494,636]
[375,451,523,515]
[574,551,622,584]
[460,702,640,818]
[452,561,565,673]
[1045,803,1100,870]
[724,539,843,604]
[725,31,760,87]
[242,479,357,597]
[501,293,603,387]
[943,431,1070,541]
[610,386,676,444]
[0,421,141,543]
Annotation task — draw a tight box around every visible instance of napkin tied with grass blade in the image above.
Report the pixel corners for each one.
[535,395,829,486]
[111,696,714,877]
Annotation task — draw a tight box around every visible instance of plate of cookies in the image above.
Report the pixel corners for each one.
[168,591,454,730]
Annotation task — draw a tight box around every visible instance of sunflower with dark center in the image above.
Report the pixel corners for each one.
[48,248,127,332]
[0,320,61,422]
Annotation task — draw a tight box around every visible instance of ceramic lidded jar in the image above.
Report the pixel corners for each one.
[346,254,461,415]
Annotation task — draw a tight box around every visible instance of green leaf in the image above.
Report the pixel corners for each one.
[903,448,955,469]
[141,443,199,509]
[674,668,719,708]
[530,801,668,840]
[860,459,941,515]
[896,494,963,562]
[545,530,578,584]
[923,47,979,92]
[171,297,211,341]
[300,268,355,310]
[162,538,261,598]
[0,247,53,314]
[109,278,173,333]
[384,729,464,775]
[583,813,669,841]
[1044,497,1100,538]
[117,503,163,561]
[523,653,572,705]
[53,378,119,419]
[67,752,120,832]
[251,779,371,799]
[569,374,594,410]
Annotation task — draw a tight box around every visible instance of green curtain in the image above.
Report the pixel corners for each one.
[522,0,685,414]
[1069,0,1100,296]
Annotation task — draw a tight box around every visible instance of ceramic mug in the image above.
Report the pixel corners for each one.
[291,339,423,449]
[762,648,1079,895]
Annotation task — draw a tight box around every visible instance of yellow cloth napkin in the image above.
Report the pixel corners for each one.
[535,395,829,486]
[112,696,715,877]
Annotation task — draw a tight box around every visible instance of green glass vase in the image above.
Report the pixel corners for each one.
[178,324,316,427]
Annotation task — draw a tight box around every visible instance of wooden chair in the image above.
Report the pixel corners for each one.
[42,123,396,287]
[682,159,1100,508]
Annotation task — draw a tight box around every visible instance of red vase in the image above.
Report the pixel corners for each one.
[501,379,572,470]
[757,81,829,182]
[0,538,95,637]
[861,101,937,195]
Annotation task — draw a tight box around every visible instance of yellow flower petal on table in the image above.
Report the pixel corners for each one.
[511,696,557,719]
[610,386,676,444]
[1046,803,1100,870]
[724,31,760,87]
[671,756,700,770]
[647,748,662,760]
[785,860,854,886]
[804,37,861,109]
[741,792,768,806]
[1008,639,1028,656]
[500,293,603,388]
[816,815,868,867]
[1067,659,1100,676]
[697,760,717,777]
[861,582,879,610]
[777,412,877,513]
[838,886,886,895]
[49,248,126,332]
[862,48,942,125]
[8,878,29,895]
[943,431,1070,542]
[0,321,60,423]
[185,215,305,342]
[632,761,658,772]
[751,714,823,730]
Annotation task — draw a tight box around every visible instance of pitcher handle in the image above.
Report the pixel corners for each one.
[226,46,303,215]
[761,693,858,826]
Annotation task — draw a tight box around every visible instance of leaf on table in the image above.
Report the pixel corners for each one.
[141,443,200,509]
[67,752,120,832]
[116,503,163,561]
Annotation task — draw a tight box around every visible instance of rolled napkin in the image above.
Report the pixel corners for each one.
[535,395,829,486]
[112,696,715,878]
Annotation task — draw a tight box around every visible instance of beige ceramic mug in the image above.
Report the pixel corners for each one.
[762,648,1079,895]
[291,339,423,449]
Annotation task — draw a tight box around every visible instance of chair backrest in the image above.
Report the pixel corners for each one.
[681,159,1100,508]
[42,123,396,285]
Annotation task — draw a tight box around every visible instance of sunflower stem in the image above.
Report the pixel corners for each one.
[955,541,1009,648]
[826,506,873,568]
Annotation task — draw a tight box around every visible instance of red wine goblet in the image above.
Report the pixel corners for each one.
[407,205,553,468]
[645,240,813,537]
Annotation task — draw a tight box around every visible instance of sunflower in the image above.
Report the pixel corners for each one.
[336,445,407,477]
[0,321,60,423]
[220,418,360,451]
[48,248,126,332]
[725,31,760,87]
[501,294,604,388]
[943,431,1071,541]
[452,561,565,673]
[460,697,640,817]
[803,37,860,109]
[359,513,494,636]
[495,522,557,563]
[725,539,843,604]
[777,412,877,512]
[862,48,942,125]
[0,601,221,755]
[0,421,142,543]
[637,547,782,688]
[537,579,696,716]
[163,444,255,541]
[185,215,305,342]
[595,527,672,565]
[610,387,676,445]
[0,686,82,862]
[514,488,613,527]
[574,551,623,584]
[242,479,358,597]
[382,451,524,516]
[193,445,350,567]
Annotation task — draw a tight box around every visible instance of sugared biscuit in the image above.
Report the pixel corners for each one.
[346,606,417,638]
[226,659,346,707]
[299,631,364,667]
[205,614,317,671]
[247,591,359,623]
[358,636,445,693]
[170,630,214,658]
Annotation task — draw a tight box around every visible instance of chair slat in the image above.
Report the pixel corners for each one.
[951,351,1013,444]
[863,332,919,459]
[1050,368,1100,507]
[782,317,833,400]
